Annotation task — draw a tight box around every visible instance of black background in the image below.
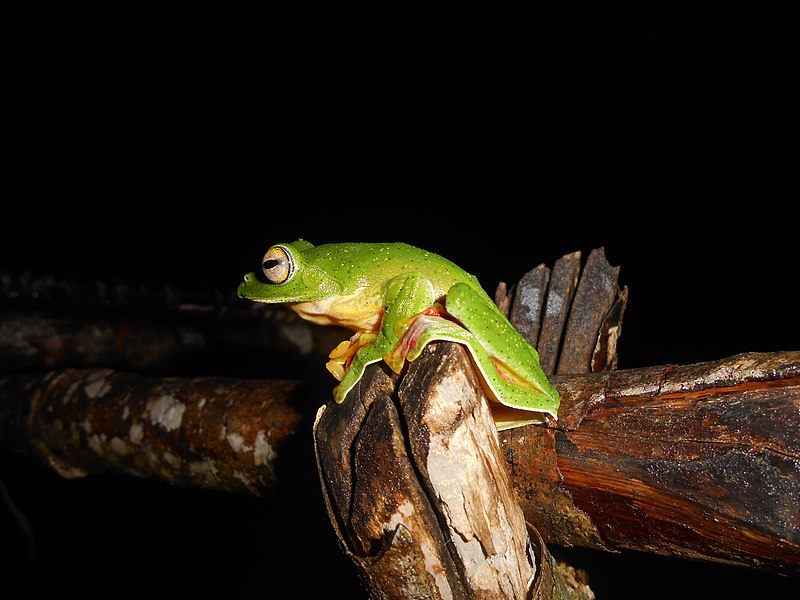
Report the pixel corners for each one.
[2,13,797,598]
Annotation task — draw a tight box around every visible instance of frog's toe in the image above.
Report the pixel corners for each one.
[326,359,346,381]
[332,382,350,404]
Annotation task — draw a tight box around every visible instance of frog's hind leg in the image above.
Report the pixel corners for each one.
[443,283,560,418]
[389,308,559,429]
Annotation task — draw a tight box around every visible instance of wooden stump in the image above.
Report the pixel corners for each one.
[314,343,591,599]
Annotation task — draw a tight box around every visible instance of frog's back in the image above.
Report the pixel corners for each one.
[311,242,486,299]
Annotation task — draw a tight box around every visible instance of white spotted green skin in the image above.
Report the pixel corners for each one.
[237,241,559,430]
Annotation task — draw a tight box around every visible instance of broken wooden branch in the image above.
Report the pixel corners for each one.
[314,342,590,599]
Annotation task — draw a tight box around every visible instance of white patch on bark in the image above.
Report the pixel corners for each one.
[163,451,181,468]
[190,459,219,484]
[110,436,128,455]
[227,432,252,453]
[147,394,185,431]
[129,422,144,443]
[88,433,106,455]
[253,430,276,467]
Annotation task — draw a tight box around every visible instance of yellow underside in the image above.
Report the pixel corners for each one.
[289,290,383,333]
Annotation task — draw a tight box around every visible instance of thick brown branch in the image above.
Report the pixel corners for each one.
[503,350,800,574]
[0,369,303,494]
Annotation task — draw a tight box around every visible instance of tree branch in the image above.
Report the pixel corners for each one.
[504,350,800,574]
[0,369,303,494]
[2,351,796,579]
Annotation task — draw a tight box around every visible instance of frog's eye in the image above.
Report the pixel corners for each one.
[262,246,295,283]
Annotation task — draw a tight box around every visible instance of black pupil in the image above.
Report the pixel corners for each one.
[263,259,279,270]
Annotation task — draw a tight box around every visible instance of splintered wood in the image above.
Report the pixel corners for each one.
[496,247,627,376]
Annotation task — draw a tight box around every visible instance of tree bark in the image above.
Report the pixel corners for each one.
[0,368,303,494]
[504,350,800,574]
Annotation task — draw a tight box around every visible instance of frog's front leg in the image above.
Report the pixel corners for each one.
[331,273,436,404]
